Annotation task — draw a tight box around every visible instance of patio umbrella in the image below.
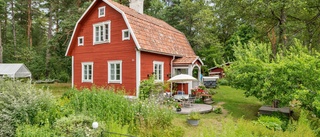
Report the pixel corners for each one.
[168,74,198,94]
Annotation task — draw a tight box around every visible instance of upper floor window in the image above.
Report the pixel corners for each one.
[122,29,130,40]
[93,21,111,45]
[108,60,122,83]
[153,61,164,82]
[82,62,93,83]
[98,6,105,18]
[78,36,84,46]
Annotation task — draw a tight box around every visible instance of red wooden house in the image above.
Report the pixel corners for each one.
[65,0,203,97]
[208,62,231,78]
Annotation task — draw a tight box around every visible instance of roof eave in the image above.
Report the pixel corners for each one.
[139,48,183,57]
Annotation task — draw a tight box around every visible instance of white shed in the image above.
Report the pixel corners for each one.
[0,63,32,79]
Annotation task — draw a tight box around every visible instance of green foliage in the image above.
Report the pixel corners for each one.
[195,112,316,137]
[188,111,201,120]
[207,88,217,95]
[0,80,55,137]
[218,78,229,86]
[54,114,103,137]
[16,124,56,137]
[255,116,283,131]
[139,75,168,100]
[226,41,320,116]
[62,87,134,124]
[214,107,222,114]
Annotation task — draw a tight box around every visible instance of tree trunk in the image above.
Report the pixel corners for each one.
[27,0,32,48]
[45,5,53,78]
[0,22,2,63]
[11,0,17,59]
[278,5,287,48]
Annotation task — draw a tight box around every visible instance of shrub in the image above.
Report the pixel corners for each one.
[16,124,56,137]
[214,107,222,114]
[0,80,55,137]
[255,116,283,131]
[54,114,103,137]
[218,78,229,86]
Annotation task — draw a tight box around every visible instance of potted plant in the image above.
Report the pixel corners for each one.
[187,111,200,126]
[175,103,182,112]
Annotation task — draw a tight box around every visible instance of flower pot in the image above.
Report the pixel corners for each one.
[187,119,199,126]
[176,108,181,112]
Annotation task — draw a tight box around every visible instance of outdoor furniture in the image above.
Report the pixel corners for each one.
[184,96,196,108]
[173,94,189,100]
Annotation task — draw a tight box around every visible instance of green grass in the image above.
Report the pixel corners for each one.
[34,83,71,98]
[213,86,262,120]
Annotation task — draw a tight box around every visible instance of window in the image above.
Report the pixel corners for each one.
[78,36,84,46]
[122,29,130,40]
[174,68,188,76]
[82,62,93,83]
[108,60,122,83]
[153,61,164,82]
[93,21,111,44]
[98,6,105,18]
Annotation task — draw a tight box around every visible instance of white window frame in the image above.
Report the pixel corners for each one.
[153,61,164,82]
[122,29,130,40]
[108,60,122,84]
[174,67,189,76]
[78,36,84,46]
[93,21,111,45]
[98,6,105,18]
[82,62,93,83]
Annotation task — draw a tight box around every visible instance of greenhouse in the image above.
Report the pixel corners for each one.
[0,63,32,79]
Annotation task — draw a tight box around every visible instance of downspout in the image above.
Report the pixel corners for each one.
[170,55,175,95]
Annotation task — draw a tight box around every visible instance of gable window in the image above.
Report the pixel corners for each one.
[82,62,93,83]
[78,36,84,46]
[98,6,105,18]
[93,21,111,45]
[153,61,164,82]
[122,29,130,40]
[108,60,122,83]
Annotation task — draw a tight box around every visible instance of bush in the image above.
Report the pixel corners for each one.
[54,114,103,137]
[0,80,55,137]
[214,107,222,114]
[218,78,229,86]
[255,116,283,131]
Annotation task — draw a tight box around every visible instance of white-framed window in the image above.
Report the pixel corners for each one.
[93,21,111,45]
[78,36,84,46]
[82,62,93,83]
[108,60,122,83]
[98,6,105,18]
[122,29,130,40]
[153,61,164,82]
[174,68,188,76]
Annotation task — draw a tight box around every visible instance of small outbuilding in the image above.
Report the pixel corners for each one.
[0,63,32,79]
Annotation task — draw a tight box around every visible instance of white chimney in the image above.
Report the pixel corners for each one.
[129,0,144,14]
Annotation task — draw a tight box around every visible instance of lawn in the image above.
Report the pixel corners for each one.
[34,83,71,97]
[213,86,263,120]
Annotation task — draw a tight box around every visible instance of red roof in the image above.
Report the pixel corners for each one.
[108,0,196,57]
[66,0,201,64]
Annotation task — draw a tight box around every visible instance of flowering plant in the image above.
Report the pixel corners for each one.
[175,103,182,109]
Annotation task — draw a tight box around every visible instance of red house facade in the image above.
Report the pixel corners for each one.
[65,0,203,97]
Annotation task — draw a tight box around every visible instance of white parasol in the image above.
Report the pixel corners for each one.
[168,74,198,94]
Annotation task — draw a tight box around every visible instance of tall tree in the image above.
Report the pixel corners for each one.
[27,0,32,47]
[10,0,16,59]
